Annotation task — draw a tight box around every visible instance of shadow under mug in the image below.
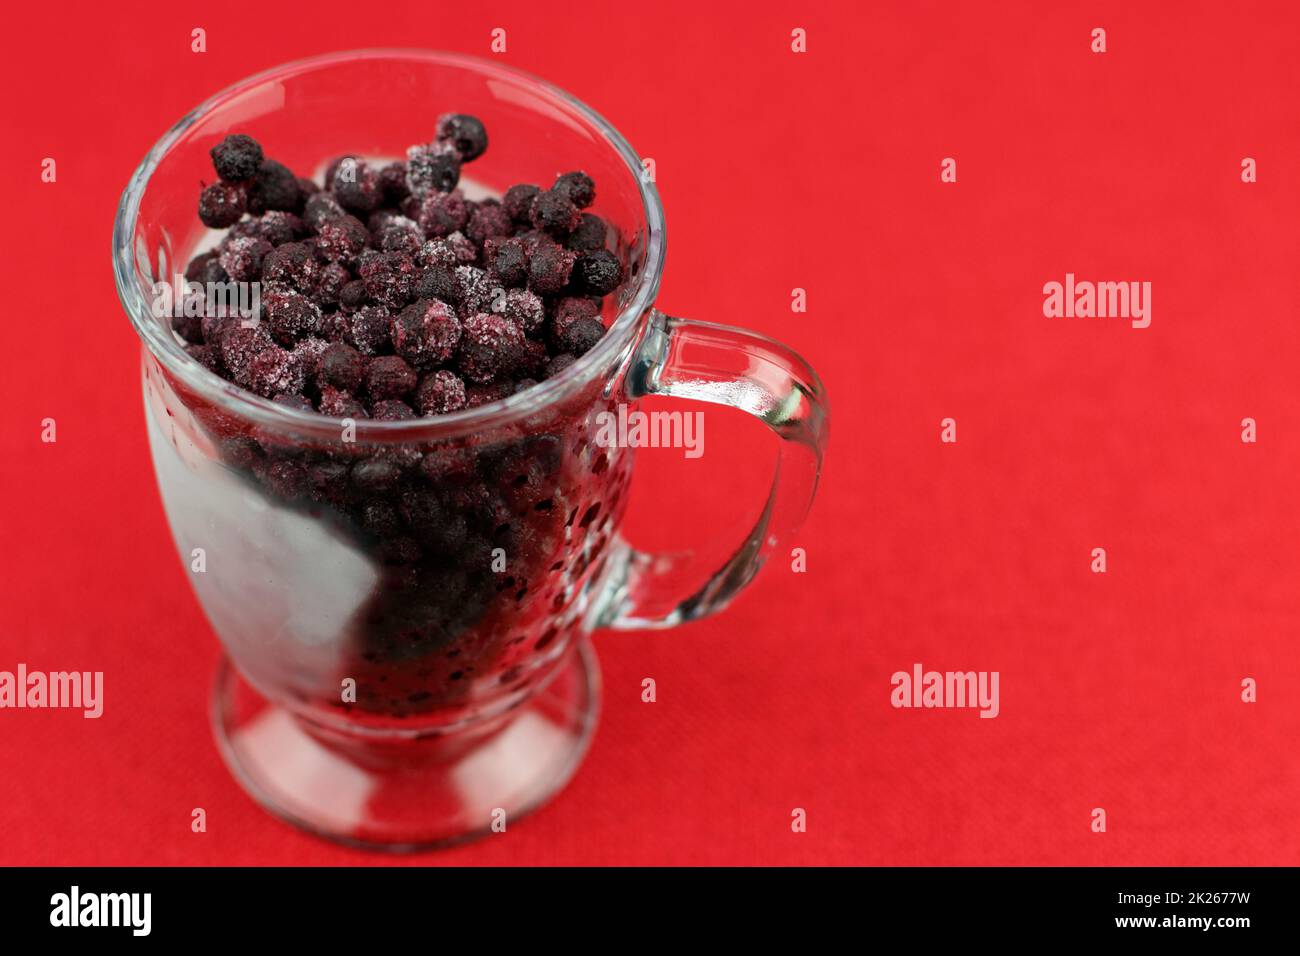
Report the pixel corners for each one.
[113,49,829,850]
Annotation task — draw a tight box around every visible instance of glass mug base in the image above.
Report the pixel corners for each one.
[211,638,600,851]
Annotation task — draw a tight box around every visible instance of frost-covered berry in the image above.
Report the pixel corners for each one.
[455,265,497,314]
[219,236,273,281]
[331,158,382,213]
[261,241,321,293]
[391,299,461,368]
[503,183,541,224]
[485,237,529,288]
[371,399,416,421]
[406,142,461,197]
[358,251,418,309]
[318,385,368,419]
[346,305,393,355]
[210,134,264,183]
[435,113,488,161]
[466,202,513,244]
[557,316,606,356]
[416,369,468,416]
[530,189,580,237]
[553,171,595,209]
[316,214,369,264]
[255,210,306,245]
[457,313,524,384]
[379,161,410,204]
[303,191,346,231]
[527,241,575,294]
[263,290,322,346]
[416,189,469,237]
[500,288,544,334]
[566,213,608,252]
[198,182,245,228]
[415,264,459,304]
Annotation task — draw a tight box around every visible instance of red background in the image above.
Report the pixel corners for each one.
[4,0,1300,865]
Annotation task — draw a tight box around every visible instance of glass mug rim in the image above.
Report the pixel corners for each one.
[112,48,666,442]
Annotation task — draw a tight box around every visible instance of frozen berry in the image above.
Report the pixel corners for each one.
[392,299,461,368]
[445,231,478,264]
[365,355,418,400]
[263,290,322,346]
[545,352,578,377]
[246,344,306,397]
[291,337,330,383]
[379,218,423,257]
[358,251,418,309]
[372,399,416,421]
[416,237,457,269]
[318,342,368,391]
[339,280,369,313]
[553,171,595,209]
[314,262,350,308]
[466,202,513,244]
[262,241,321,293]
[530,190,580,237]
[417,190,469,237]
[185,251,228,285]
[260,459,309,500]
[210,134,264,183]
[503,184,541,224]
[415,264,459,303]
[247,159,303,214]
[406,143,461,197]
[304,191,345,231]
[347,305,392,355]
[457,313,524,384]
[379,161,410,204]
[575,250,623,295]
[253,211,303,245]
[198,182,245,228]
[465,380,514,407]
[485,237,528,287]
[455,265,497,314]
[528,241,575,294]
[316,214,369,263]
[331,158,382,213]
[436,113,488,161]
[172,311,204,345]
[318,385,368,418]
[552,296,600,338]
[558,316,606,356]
[500,288,544,334]
[566,213,608,252]
[219,236,273,281]
[517,338,548,377]
[416,369,468,416]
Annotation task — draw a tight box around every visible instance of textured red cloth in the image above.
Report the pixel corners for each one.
[3,0,1299,866]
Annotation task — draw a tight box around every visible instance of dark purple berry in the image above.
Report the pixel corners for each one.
[415,264,458,303]
[185,251,227,284]
[552,296,600,339]
[247,159,304,214]
[553,171,595,208]
[172,312,204,344]
[262,241,321,293]
[406,143,461,196]
[379,217,423,256]
[575,249,623,295]
[263,290,322,346]
[416,369,468,416]
[358,251,418,309]
[218,236,273,281]
[466,202,513,244]
[185,343,221,372]
[455,265,497,315]
[318,385,368,419]
[457,313,524,384]
[500,288,544,333]
[346,305,392,355]
[379,161,410,203]
[391,299,461,368]
[316,214,369,264]
[417,190,469,237]
[246,344,306,397]
[261,459,309,500]
[331,158,381,213]
[435,113,488,161]
[198,182,245,228]
[353,459,403,496]
[527,241,575,294]
[314,262,350,308]
[545,352,578,377]
[303,191,345,231]
[566,213,608,252]
[365,355,418,400]
[210,134,264,183]
[503,184,541,224]
[558,316,606,357]
[318,342,368,392]
[529,190,580,237]
[485,237,528,288]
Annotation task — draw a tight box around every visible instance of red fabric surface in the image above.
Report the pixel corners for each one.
[4,0,1300,866]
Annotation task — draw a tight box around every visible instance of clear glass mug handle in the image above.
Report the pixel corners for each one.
[596,310,829,630]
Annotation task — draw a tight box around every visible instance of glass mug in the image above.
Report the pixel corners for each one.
[112,50,828,850]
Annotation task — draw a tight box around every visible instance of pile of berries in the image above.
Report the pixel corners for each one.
[181,116,624,417]
[171,118,630,716]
